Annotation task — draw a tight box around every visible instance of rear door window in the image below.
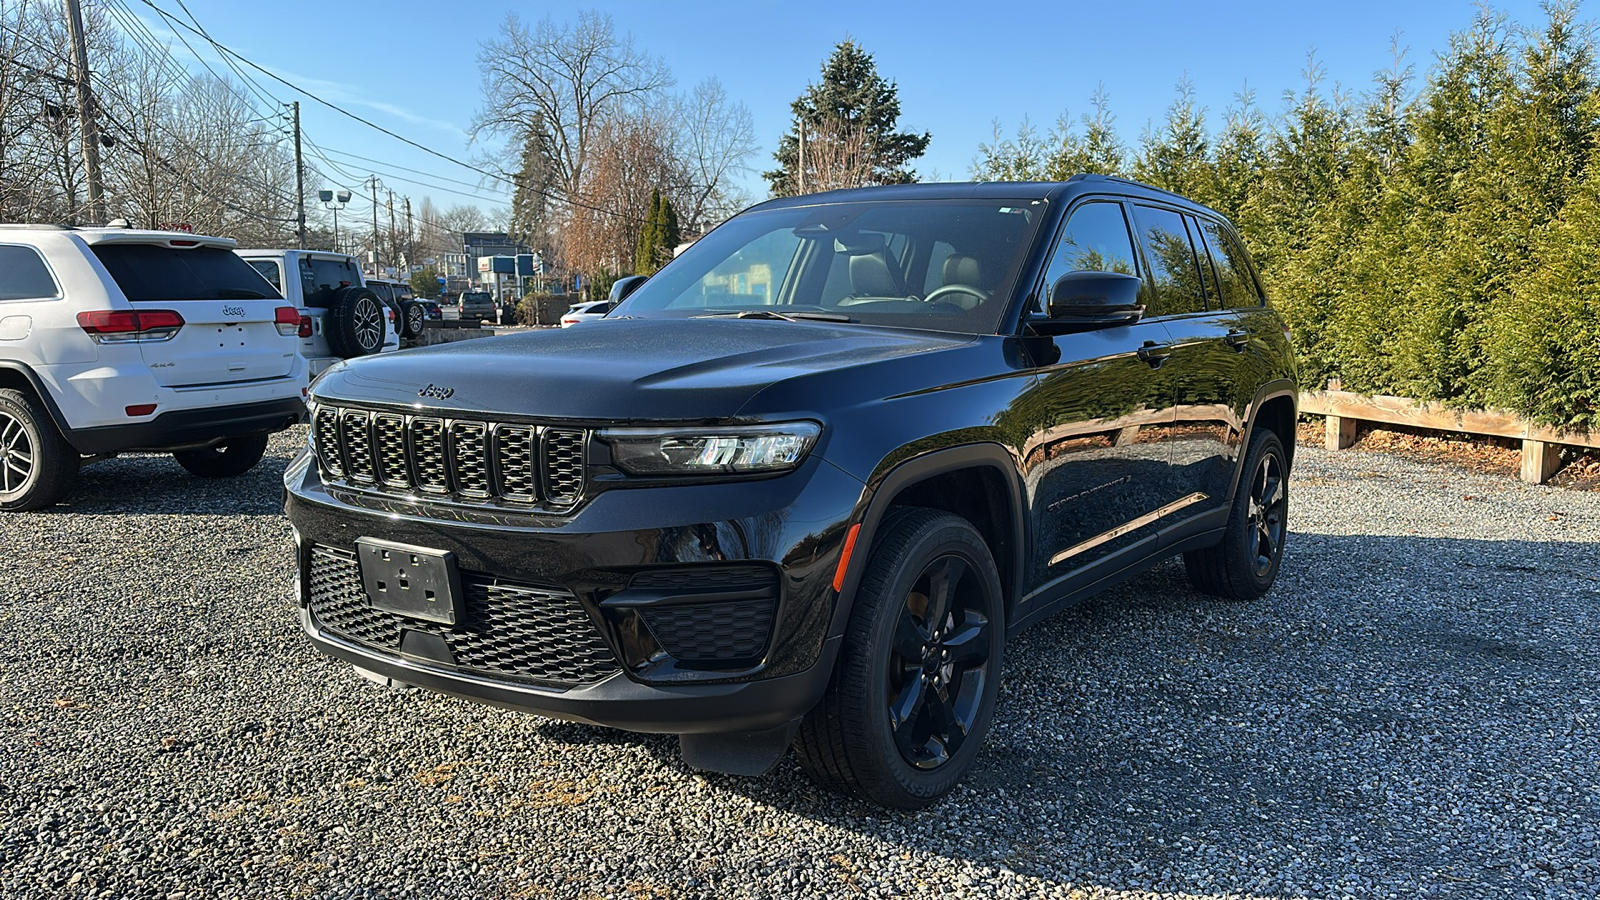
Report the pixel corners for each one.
[368,282,392,303]
[246,259,282,292]
[299,257,359,308]
[1197,218,1261,308]
[91,244,281,302]
[0,245,60,300]
[1131,205,1206,317]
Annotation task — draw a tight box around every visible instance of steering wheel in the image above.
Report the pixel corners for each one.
[921,284,987,308]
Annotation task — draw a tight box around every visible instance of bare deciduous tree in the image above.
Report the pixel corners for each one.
[673,77,755,234]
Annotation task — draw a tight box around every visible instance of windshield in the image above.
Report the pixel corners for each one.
[93,244,283,302]
[613,199,1042,334]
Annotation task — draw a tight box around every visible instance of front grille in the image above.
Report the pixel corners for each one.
[312,403,586,509]
[306,545,620,687]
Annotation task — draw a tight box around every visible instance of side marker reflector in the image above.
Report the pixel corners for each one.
[832,523,862,593]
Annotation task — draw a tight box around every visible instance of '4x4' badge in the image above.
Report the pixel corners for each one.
[417,384,454,400]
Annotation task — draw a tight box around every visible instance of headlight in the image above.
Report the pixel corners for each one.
[599,422,821,476]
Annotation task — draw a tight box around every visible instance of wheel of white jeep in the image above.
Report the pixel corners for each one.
[0,388,79,511]
[173,433,270,478]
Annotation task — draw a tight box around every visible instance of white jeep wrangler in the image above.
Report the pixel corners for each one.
[234,249,399,378]
[0,225,308,511]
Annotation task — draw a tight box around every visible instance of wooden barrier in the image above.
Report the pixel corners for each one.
[1299,379,1599,484]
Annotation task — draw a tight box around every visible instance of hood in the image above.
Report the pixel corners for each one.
[311,318,975,422]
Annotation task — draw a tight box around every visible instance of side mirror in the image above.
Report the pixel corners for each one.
[1031,271,1144,334]
[610,275,648,304]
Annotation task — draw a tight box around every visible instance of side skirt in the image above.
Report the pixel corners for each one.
[1008,507,1228,638]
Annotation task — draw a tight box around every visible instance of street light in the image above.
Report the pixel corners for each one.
[318,189,351,253]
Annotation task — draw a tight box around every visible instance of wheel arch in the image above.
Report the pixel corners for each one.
[0,362,74,446]
[831,444,1027,637]
[1226,380,1298,503]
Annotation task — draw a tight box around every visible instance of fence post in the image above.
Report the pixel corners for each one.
[1520,438,1560,484]
[1323,378,1357,451]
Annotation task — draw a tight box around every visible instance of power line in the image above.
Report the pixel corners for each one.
[133,0,648,225]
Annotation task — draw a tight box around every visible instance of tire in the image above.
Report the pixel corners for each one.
[1183,427,1289,600]
[0,387,78,511]
[173,433,269,478]
[795,508,1005,809]
[325,287,387,358]
[400,300,426,340]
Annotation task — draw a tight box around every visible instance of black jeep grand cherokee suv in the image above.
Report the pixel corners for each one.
[286,176,1297,808]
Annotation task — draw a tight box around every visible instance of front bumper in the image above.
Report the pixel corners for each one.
[285,453,865,735]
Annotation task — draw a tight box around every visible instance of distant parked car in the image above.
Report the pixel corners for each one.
[559,300,612,327]
[455,290,495,324]
[418,300,442,321]
[235,249,399,378]
[0,225,306,510]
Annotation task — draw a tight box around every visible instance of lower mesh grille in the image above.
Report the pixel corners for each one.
[640,599,776,662]
[306,546,620,686]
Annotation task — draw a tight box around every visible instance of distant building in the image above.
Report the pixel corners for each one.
[461,232,533,275]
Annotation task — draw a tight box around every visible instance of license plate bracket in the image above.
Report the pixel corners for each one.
[357,538,463,625]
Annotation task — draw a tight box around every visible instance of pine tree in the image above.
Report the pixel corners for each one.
[1131,77,1213,201]
[634,187,661,275]
[765,41,931,196]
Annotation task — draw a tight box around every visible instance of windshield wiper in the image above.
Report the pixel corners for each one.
[695,309,853,323]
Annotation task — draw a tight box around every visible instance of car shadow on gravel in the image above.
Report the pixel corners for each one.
[44,446,298,517]
[689,531,1600,897]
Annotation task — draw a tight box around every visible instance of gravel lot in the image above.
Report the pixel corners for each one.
[2,429,1598,899]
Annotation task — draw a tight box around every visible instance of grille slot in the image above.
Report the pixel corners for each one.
[312,404,586,510]
[495,426,538,502]
[373,413,408,488]
[340,409,375,483]
[306,545,619,686]
[544,429,585,505]
[450,422,490,497]
[409,417,449,494]
[313,407,343,477]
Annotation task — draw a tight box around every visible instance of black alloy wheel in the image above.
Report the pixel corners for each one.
[795,508,1005,808]
[887,554,993,770]
[1246,448,1287,578]
[1183,428,1290,600]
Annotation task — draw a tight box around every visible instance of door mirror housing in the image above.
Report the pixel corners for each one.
[610,275,648,304]
[1029,271,1145,335]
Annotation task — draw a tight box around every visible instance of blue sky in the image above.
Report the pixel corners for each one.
[129,0,1556,221]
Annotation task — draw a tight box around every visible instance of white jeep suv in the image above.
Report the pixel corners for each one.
[0,225,308,511]
[234,250,399,378]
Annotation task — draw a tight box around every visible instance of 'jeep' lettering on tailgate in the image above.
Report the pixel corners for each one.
[222,305,246,317]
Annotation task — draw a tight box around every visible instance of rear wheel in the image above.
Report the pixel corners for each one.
[795,508,1004,809]
[173,433,269,478]
[0,388,78,511]
[1183,428,1289,600]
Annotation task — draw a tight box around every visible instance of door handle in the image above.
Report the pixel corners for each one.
[1136,341,1173,367]
[1224,330,1250,350]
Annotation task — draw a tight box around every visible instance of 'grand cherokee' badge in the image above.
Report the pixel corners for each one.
[417,383,454,400]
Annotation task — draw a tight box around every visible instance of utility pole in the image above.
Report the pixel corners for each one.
[365,175,382,276]
[290,102,306,248]
[63,0,105,223]
[403,196,413,270]
[386,189,397,272]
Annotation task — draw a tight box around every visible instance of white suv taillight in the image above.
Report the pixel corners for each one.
[75,309,184,343]
[275,306,304,336]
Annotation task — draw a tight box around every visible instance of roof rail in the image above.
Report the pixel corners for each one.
[0,223,74,231]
